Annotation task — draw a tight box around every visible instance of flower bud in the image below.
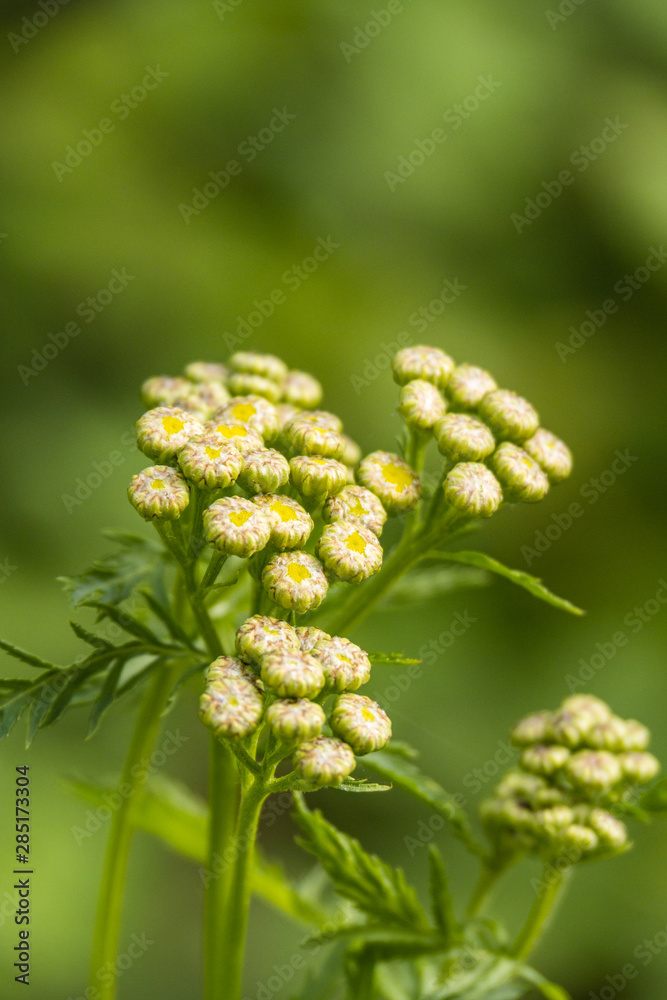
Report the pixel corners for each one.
[560,695,611,726]
[237,448,291,495]
[341,435,362,467]
[489,443,550,503]
[550,708,593,748]
[585,718,630,753]
[565,750,622,792]
[322,485,387,537]
[588,809,628,849]
[510,711,553,747]
[445,364,497,410]
[316,521,383,584]
[286,409,343,432]
[181,381,230,417]
[127,466,190,520]
[184,361,228,383]
[235,615,300,665]
[141,376,195,408]
[534,805,574,837]
[204,419,265,455]
[284,417,347,460]
[356,451,421,514]
[203,497,271,557]
[534,786,568,807]
[136,406,203,463]
[521,744,570,776]
[523,429,573,484]
[214,396,279,440]
[478,390,539,443]
[229,351,288,382]
[618,751,660,784]
[281,370,324,409]
[443,462,503,518]
[262,551,329,613]
[392,345,455,389]
[177,435,244,490]
[199,678,264,739]
[293,736,356,786]
[434,413,496,463]
[496,770,547,800]
[499,799,538,833]
[252,494,314,549]
[330,693,392,755]
[289,455,347,500]
[266,698,326,743]
[621,720,650,752]
[226,373,282,402]
[561,823,599,853]
[311,636,371,692]
[397,379,446,430]
[295,626,331,653]
[260,651,325,699]
[205,656,258,686]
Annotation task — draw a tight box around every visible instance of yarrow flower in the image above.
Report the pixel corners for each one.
[295,626,331,653]
[478,389,539,443]
[311,636,371,692]
[260,650,325,699]
[262,551,329,613]
[445,363,497,410]
[434,413,496,463]
[203,497,271,557]
[199,677,264,739]
[227,372,282,402]
[205,656,258,686]
[316,520,383,584]
[289,455,347,500]
[283,417,347,460]
[235,615,299,665]
[293,736,356,786]
[229,351,288,383]
[489,442,550,503]
[523,428,573,484]
[397,379,446,430]
[237,448,291,495]
[252,494,314,548]
[322,485,387,537]
[443,462,503,517]
[265,698,326,742]
[329,693,392,754]
[392,345,455,389]
[177,435,243,490]
[141,376,195,409]
[127,466,190,520]
[183,361,228,383]
[214,396,279,440]
[136,406,203,463]
[204,419,264,455]
[356,451,421,514]
[281,370,323,408]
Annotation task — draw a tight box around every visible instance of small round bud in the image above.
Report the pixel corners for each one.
[203,497,271,557]
[521,744,570,776]
[204,419,265,455]
[585,718,630,753]
[179,380,230,417]
[499,799,538,833]
[510,711,553,747]
[588,809,628,849]
[523,429,573,484]
[621,720,650,751]
[561,823,599,854]
[392,345,455,389]
[316,521,383,584]
[398,379,446,430]
[252,494,314,549]
[293,736,356,787]
[489,443,550,503]
[496,770,547,800]
[289,455,347,500]
[560,695,611,726]
[478,389,539,443]
[227,373,281,401]
[434,413,495,463]
[311,636,371,692]
[141,376,194,408]
[444,462,503,518]
[341,435,362,467]
[235,615,299,665]
[237,448,291,495]
[446,364,497,410]
[330,693,392,755]
[127,466,190,520]
[266,699,326,743]
[285,409,343,432]
[534,805,574,837]
[550,708,593,748]
[199,678,264,739]
[136,406,203,463]
[322,485,387,537]
[184,361,228,383]
[205,656,258,686]
[229,351,288,382]
[618,751,660,784]
[284,417,347,459]
[177,435,244,490]
[214,396,279,440]
[356,451,421,514]
[262,551,329,613]
[260,650,325,699]
[565,750,623,792]
[281,370,324,409]
[295,626,331,653]
[534,786,568,807]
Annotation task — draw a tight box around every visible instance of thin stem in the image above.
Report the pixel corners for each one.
[510,865,568,961]
[90,662,181,999]
[466,858,507,918]
[200,551,228,594]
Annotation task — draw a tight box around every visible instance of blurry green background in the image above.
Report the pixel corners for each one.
[1,0,667,997]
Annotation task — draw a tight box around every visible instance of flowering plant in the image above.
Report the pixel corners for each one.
[1,346,664,1000]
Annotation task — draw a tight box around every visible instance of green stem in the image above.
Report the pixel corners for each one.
[466,858,506,918]
[90,662,181,999]
[510,866,568,961]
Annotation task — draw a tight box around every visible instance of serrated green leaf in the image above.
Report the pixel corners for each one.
[68,620,112,650]
[84,601,163,647]
[28,657,109,743]
[426,551,584,616]
[0,638,61,671]
[59,533,163,608]
[0,671,58,739]
[517,965,571,1000]
[140,590,198,650]
[363,751,485,857]
[380,566,489,609]
[639,777,667,812]
[86,659,126,738]
[428,845,458,941]
[335,778,393,793]
[367,652,421,667]
[293,795,430,931]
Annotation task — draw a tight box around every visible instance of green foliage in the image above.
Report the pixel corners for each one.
[639,777,667,812]
[428,845,458,942]
[59,530,165,608]
[380,566,490,608]
[367,652,422,667]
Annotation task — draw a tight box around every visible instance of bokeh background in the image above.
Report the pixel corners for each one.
[1,0,667,997]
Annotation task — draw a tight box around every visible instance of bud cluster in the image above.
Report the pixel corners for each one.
[480,695,659,863]
[198,615,392,786]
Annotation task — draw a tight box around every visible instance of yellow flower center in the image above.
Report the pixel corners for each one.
[345,531,367,554]
[348,498,366,517]
[381,462,414,492]
[287,563,311,583]
[270,501,297,522]
[205,446,222,459]
[361,707,376,722]
[229,510,252,527]
[216,424,247,439]
[151,479,165,490]
[231,403,257,422]
[162,416,184,436]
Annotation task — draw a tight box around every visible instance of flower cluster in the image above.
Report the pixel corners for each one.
[199,615,392,786]
[480,695,660,863]
[392,345,573,519]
